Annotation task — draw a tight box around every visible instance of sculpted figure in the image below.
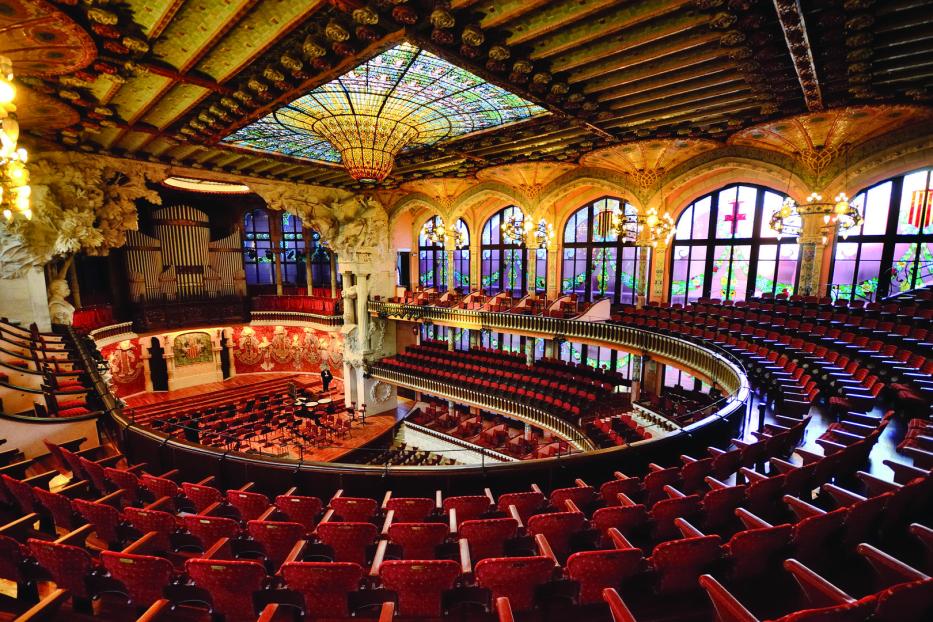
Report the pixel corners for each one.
[47,279,74,325]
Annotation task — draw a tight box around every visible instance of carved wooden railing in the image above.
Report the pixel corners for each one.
[369,366,597,452]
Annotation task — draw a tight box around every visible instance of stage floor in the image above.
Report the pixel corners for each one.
[124,373,399,463]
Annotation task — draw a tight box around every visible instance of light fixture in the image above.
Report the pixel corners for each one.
[526,218,555,249]
[603,204,674,246]
[423,217,465,248]
[0,55,30,222]
[770,192,863,240]
[501,210,526,244]
[223,42,547,183]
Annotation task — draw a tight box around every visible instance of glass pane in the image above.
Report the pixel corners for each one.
[710,246,732,299]
[675,205,693,240]
[854,242,883,301]
[863,181,892,235]
[898,171,929,235]
[728,245,751,300]
[890,242,918,294]
[760,191,786,238]
[693,196,711,239]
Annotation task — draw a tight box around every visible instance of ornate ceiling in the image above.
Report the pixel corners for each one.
[8,0,933,190]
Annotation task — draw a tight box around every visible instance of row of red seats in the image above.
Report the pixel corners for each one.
[251,294,342,315]
[71,305,114,332]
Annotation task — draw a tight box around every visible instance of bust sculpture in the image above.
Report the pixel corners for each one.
[47,279,75,325]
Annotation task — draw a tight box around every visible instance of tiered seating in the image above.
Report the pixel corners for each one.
[0,319,95,417]
[374,343,626,424]
[251,294,342,315]
[0,404,927,622]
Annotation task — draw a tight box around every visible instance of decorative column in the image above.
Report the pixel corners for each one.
[468,329,479,349]
[524,230,537,297]
[342,271,354,324]
[329,253,338,298]
[543,338,556,358]
[546,241,560,301]
[356,273,370,352]
[447,328,455,352]
[68,259,82,310]
[524,337,534,366]
[649,243,669,303]
[445,234,456,293]
[636,246,650,308]
[797,206,835,297]
[470,236,481,292]
[630,354,643,404]
[141,339,154,392]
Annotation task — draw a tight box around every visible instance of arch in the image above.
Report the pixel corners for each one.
[668,182,798,305]
[539,169,644,223]
[560,196,649,305]
[448,183,529,225]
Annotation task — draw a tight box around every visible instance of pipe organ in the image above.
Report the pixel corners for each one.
[125,205,246,302]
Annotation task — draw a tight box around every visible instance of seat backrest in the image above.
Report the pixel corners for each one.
[474,556,556,612]
[227,489,270,521]
[78,457,110,493]
[181,482,222,513]
[140,474,179,504]
[316,521,378,565]
[792,508,847,561]
[442,495,492,522]
[185,558,266,621]
[182,514,240,549]
[460,518,519,561]
[701,485,747,532]
[101,550,174,605]
[725,524,792,578]
[379,559,460,617]
[651,535,722,594]
[0,534,23,582]
[550,486,596,511]
[650,495,702,541]
[123,506,176,553]
[28,538,93,598]
[592,505,650,543]
[385,497,434,522]
[387,522,448,560]
[330,496,378,522]
[274,495,322,531]
[73,498,122,546]
[104,467,140,502]
[566,549,645,604]
[282,561,364,618]
[247,520,304,566]
[871,577,933,622]
[526,511,586,559]
[497,491,545,523]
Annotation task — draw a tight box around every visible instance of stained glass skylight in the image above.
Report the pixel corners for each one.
[221,41,548,182]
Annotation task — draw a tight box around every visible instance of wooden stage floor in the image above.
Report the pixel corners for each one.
[124,373,398,464]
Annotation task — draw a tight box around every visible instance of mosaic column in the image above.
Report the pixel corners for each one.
[329,254,338,298]
[271,231,284,296]
[303,230,314,295]
[470,237,481,292]
[445,234,456,293]
[636,246,650,308]
[546,242,560,300]
[650,243,669,302]
[797,207,835,297]
[447,329,455,352]
[630,354,643,404]
[342,271,354,324]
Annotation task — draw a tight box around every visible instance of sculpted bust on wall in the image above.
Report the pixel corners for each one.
[47,279,74,325]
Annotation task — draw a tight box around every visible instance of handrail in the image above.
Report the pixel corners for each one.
[250,310,344,326]
[402,420,517,463]
[370,366,596,451]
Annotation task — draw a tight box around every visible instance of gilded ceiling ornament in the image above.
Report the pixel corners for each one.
[461,24,484,47]
[430,6,455,29]
[302,36,327,59]
[488,45,510,61]
[719,31,745,46]
[352,6,379,25]
[262,67,285,82]
[325,20,350,42]
[512,59,533,74]
[232,90,254,104]
[247,78,268,94]
[220,96,240,112]
[87,8,118,25]
[122,37,149,54]
[709,12,737,29]
[280,54,303,73]
[531,72,551,86]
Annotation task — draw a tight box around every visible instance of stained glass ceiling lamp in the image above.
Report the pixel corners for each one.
[223,42,548,183]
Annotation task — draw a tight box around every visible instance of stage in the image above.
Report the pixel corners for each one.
[124,373,399,463]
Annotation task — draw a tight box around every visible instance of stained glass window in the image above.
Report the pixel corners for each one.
[418,216,447,291]
[243,209,274,286]
[308,230,333,289]
[222,42,548,165]
[561,197,649,305]
[453,220,471,292]
[280,213,305,287]
[669,184,797,305]
[481,206,530,296]
[829,167,933,301]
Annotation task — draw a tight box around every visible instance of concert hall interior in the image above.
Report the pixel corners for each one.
[1,1,933,621]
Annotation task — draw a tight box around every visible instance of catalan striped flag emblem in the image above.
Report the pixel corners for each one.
[909,189,933,228]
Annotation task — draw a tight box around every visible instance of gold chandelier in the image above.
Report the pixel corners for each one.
[501,210,555,248]
[770,192,863,241]
[0,55,30,222]
[422,217,465,248]
[605,206,674,247]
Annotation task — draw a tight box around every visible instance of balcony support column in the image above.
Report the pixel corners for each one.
[546,243,560,301]
[329,252,338,298]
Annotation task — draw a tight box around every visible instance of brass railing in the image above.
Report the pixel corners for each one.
[370,366,597,452]
[251,310,344,326]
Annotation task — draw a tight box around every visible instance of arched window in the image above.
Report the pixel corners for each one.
[481,206,545,296]
[418,216,447,290]
[308,230,333,288]
[243,209,275,285]
[669,184,797,305]
[280,213,306,287]
[829,167,933,301]
[561,197,649,305]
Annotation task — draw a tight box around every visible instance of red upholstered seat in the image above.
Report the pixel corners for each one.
[185,558,266,622]
[388,522,448,560]
[274,494,323,531]
[379,559,460,617]
[1,474,39,514]
[282,561,364,618]
[140,474,180,505]
[385,496,435,522]
[872,577,933,622]
[330,496,378,522]
[73,498,122,547]
[460,518,519,561]
[443,495,492,522]
[182,514,239,549]
[475,556,555,612]
[104,467,141,503]
[592,504,649,543]
[724,524,792,578]
[181,482,222,513]
[78,457,110,494]
[550,486,595,510]
[526,511,586,560]
[28,538,94,598]
[316,521,378,565]
[123,506,177,553]
[227,489,270,521]
[566,548,645,604]
[32,487,79,531]
[497,491,546,523]
[101,550,174,605]
[247,520,304,566]
[650,535,722,594]
[0,535,25,583]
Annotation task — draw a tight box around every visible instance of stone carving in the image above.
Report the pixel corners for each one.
[0,151,161,278]
[370,380,392,404]
[47,279,75,325]
[368,317,386,354]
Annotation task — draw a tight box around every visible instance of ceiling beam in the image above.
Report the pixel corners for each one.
[772,0,823,111]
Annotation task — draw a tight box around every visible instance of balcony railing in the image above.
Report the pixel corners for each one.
[368,301,748,400]
[250,310,344,326]
[370,366,597,452]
